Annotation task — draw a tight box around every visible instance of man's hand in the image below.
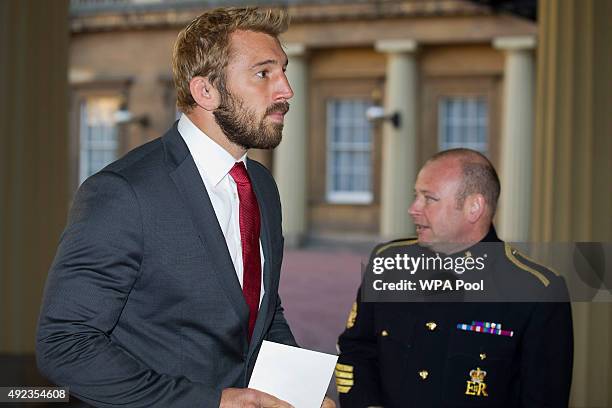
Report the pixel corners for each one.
[321,396,336,408]
[220,388,294,408]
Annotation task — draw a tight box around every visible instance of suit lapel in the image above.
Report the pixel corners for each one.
[164,127,249,329]
[246,159,274,354]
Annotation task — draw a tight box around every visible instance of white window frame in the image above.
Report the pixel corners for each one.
[78,96,121,184]
[325,98,374,205]
[438,96,489,155]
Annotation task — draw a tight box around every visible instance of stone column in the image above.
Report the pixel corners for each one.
[493,36,536,242]
[0,0,70,353]
[375,40,418,239]
[533,1,612,406]
[273,44,308,247]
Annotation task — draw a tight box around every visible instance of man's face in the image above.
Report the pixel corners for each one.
[214,30,293,150]
[409,158,471,253]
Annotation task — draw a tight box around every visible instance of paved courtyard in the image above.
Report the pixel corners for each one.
[279,247,369,354]
[277,245,373,401]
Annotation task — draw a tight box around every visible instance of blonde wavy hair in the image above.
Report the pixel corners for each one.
[172,7,289,112]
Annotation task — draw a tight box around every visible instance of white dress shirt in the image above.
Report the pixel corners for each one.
[178,114,265,303]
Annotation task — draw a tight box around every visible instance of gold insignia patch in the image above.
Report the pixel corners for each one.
[346,302,357,329]
[336,378,354,386]
[336,363,353,373]
[465,367,488,397]
[335,370,353,379]
[335,363,354,394]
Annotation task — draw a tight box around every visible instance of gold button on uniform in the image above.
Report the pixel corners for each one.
[480,353,487,360]
[425,322,437,331]
[381,330,389,337]
[419,370,429,380]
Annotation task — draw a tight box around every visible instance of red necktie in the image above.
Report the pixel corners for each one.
[229,162,262,341]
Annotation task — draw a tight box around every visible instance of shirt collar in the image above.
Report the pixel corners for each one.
[177,113,247,186]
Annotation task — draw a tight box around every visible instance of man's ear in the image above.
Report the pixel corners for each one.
[465,194,486,224]
[189,76,220,111]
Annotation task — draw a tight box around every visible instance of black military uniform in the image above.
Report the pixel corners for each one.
[336,227,573,407]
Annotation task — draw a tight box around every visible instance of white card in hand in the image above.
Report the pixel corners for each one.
[248,341,338,408]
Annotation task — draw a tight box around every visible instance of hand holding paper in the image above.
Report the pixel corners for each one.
[248,341,339,408]
[321,396,336,408]
[219,387,294,408]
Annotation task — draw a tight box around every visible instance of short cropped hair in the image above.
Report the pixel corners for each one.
[172,7,289,112]
[429,148,501,216]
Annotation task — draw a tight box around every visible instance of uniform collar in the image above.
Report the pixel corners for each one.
[458,225,502,265]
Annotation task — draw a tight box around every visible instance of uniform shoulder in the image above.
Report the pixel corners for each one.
[502,243,561,288]
[373,237,419,256]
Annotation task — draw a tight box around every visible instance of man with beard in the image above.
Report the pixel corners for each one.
[336,149,573,407]
[37,7,334,408]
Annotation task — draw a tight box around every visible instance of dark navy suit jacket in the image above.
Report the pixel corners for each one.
[36,123,296,407]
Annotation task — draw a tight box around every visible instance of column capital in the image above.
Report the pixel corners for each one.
[375,39,417,54]
[493,36,536,51]
[283,43,308,57]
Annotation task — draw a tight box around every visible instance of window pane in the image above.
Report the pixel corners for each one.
[438,96,489,157]
[326,99,373,203]
[79,96,121,184]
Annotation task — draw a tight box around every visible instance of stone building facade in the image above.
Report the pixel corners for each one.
[68,0,538,245]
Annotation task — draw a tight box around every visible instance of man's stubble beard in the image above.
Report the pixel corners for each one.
[213,91,289,150]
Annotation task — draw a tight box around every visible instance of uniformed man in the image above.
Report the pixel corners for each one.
[336,148,573,407]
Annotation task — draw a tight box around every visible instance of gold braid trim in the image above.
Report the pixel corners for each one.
[504,243,550,287]
[375,238,418,255]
